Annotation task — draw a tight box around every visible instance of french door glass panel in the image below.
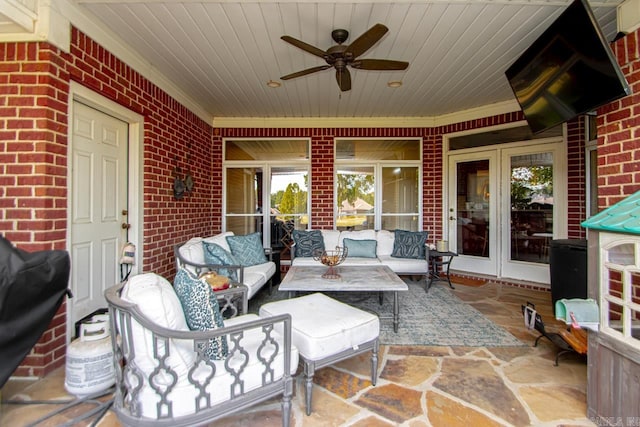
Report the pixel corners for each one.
[501,143,565,284]
[448,152,497,277]
[270,167,309,259]
[509,153,553,264]
[456,160,490,257]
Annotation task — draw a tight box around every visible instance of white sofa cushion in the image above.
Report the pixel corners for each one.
[259,293,379,361]
[338,229,377,246]
[376,230,396,256]
[203,231,234,252]
[378,254,429,275]
[243,262,276,298]
[320,229,341,250]
[178,236,205,268]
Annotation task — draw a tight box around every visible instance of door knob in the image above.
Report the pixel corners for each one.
[449,216,456,221]
[122,223,131,229]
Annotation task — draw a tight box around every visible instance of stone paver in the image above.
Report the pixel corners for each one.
[434,358,531,426]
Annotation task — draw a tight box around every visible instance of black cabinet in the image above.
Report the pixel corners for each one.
[549,239,587,314]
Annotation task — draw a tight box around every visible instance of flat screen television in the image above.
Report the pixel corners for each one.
[505,0,631,134]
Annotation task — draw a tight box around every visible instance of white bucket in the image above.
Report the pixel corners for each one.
[64,316,115,397]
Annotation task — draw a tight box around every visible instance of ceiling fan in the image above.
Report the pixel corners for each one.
[280,23,409,92]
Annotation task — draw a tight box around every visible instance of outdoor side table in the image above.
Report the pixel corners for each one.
[427,250,458,291]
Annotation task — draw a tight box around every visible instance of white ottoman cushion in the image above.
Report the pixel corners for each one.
[259,293,379,361]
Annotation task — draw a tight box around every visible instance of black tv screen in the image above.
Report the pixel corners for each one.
[505,0,631,133]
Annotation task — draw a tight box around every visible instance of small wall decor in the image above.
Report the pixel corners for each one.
[183,153,194,193]
[172,156,185,200]
[172,145,195,200]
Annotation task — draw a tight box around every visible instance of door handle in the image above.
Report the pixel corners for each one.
[122,223,131,229]
[449,216,456,221]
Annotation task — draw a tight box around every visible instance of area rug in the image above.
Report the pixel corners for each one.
[249,280,524,347]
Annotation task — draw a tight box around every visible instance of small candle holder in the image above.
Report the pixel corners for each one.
[313,247,348,279]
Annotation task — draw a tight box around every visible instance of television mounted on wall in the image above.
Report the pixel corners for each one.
[505,0,631,134]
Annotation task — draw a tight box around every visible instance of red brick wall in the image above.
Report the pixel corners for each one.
[567,117,587,239]
[0,29,216,377]
[598,29,640,208]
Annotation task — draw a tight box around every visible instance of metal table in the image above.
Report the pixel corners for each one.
[427,250,458,291]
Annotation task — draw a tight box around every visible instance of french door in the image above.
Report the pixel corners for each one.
[447,151,498,276]
[447,141,566,284]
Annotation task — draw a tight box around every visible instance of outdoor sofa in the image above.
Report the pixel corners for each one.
[290,229,430,276]
[175,231,277,299]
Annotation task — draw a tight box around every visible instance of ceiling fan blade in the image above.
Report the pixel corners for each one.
[344,23,388,59]
[351,59,409,71]
[281,35,327,59]
[336,68,351,92]
[281,65,332,80]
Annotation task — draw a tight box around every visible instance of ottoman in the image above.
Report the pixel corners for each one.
[259,292,380,415]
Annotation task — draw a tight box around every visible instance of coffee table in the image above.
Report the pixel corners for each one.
[278,265,408,332]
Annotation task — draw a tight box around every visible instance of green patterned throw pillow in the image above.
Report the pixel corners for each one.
[292,229,325,257]
[173,268,227,360]
[225,232,267,266]
[391,230,429,259]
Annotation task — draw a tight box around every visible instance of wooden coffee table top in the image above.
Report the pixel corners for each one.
[279,265,408,292]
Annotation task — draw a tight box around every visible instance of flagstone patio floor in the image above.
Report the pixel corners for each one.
[0,279,595,427]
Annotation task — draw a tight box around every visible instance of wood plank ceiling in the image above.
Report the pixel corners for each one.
[8,1,625,119]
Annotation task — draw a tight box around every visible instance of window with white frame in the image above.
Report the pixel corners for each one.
[335,139,421,231]
[600,236,640,348]
[224,139,310,259]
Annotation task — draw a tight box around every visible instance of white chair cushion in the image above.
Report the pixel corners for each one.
[259,293,379,361]
[120,273,196,381]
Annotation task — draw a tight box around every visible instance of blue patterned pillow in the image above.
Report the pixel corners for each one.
[343,238,377,258]
[391,230,429,259]
[202,241,239,282]
[173,268,227,360]
[292,230,325,257]
[226,232,267,266]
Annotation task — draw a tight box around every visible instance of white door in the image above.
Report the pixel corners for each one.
[70,101,128,326]
[447,151,498,276]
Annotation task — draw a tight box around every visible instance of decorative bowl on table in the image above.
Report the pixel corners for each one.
[313,247,348,279]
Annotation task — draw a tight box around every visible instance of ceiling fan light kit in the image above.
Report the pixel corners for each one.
[280,23,409,92]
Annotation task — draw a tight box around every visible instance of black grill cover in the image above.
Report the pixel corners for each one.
[0,236,71,388]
